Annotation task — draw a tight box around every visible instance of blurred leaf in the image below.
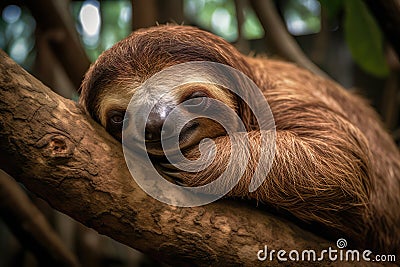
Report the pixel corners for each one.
[243,7,264,39]
[344,0,389,77]
[283,0,321,36]
[184,0,238,41]
[318,0,343,18]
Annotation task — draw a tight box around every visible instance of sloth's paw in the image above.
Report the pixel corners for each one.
[158,161,213,187]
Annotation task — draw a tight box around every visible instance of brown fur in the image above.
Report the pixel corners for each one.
[80,25,400,255]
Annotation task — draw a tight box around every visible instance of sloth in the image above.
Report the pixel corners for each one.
[79,25,400,254]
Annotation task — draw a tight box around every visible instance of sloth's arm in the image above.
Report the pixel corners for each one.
[162,103,372,239]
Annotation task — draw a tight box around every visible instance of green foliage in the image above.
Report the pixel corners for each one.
[343,0,389,77]
[283,0,321,36]
[184,0,237,41]
[242,7,264,39]
[0,5,36,70]
[319,0,389,77]
[71,1,131,62]
[319,0,343,18]
[99,1,131,52]
[183,0,264,41]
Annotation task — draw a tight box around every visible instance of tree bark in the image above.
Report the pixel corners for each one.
[0,50,343,266]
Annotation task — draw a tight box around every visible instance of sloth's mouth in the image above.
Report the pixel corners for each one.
[144,122,200,156]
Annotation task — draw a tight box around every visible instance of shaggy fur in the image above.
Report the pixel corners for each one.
[80,25,400,254]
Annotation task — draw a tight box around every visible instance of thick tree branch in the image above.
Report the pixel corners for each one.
[248,0,329,79]
[0,169,80,266]
[0,50,336,266]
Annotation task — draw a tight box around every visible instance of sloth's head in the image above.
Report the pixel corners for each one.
[79,25,255,156]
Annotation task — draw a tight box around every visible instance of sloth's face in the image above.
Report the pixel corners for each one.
[102,83,238,157]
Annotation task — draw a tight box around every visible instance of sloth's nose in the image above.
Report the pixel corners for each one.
[145,105,174,142]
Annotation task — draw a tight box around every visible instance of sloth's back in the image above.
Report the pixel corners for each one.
[246,56,400,250]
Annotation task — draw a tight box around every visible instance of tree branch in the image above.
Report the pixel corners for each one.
[248,0,329,79]
[0,50,334,266]
[234,0,250,53]
[0,169,80,266]
[24,0,90,89]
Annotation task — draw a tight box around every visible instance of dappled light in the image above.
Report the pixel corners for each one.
[283,0,321,35]
[79,1,101,47]
[0,5,35,68]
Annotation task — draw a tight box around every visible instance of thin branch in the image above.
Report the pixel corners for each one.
[234,0,250,53]
[24,0,90,89]
[0,50,334,266]
[248,0,329,78]
[0,169,80,267]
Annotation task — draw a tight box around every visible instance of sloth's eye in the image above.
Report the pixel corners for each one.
[111,114,124,124]
[108,110,125,125]
[183,91,210,112]
[106,110,125,141]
